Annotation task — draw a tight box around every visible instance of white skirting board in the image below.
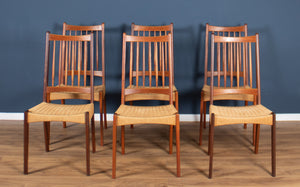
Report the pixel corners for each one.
[0,112,300,122]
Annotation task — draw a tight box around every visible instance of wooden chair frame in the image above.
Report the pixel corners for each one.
[24,32,95,176]
[112,33,180,178]
[199,23,255,145]
[49,22,106,146]
[208,33,276,178]
[129,23,178,128]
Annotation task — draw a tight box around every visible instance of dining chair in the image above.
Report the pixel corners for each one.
[24,32,95,176]
[199,23,257,146]
[49,22,106,146]
[208,33,276,178]
[112,33,180,178]
[129,23,178,129]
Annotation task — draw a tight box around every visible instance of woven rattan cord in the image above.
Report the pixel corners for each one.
[115,104,177,126]
[28,102,94,124]
[49,85,105,101]
[202,85,254,102]
[210,104,273,126]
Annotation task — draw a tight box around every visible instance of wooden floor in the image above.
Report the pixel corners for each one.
[0,120,299,186]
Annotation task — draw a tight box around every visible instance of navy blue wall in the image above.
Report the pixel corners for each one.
[1,0,300,113]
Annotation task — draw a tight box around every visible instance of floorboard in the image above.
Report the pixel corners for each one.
[0,120,299,186]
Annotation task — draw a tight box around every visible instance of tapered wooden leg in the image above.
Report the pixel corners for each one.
[103,95,107,129]
[208,116,212,156]
[61,99,67,128]
[169,125,173,154]
[176,114,181,177]
[209,113,215,179]
[91,115,96,153]
[121,126,125,155]
[244,101,248,129]
[112,114,117,179]
[199,92,204,145]
[272,113,276,177]
[253,124,257,146]
[24,111,29,175]
[254,124,260,154]
[203,101,207,129]
[175,91,179,111]
[85,112,90,176]
[99,93,104,146]
[130,101,134,129]
[43,121,50,152]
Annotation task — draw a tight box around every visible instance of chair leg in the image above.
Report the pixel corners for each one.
[209,113,215,179]
[91,115,96,153]
[254,124,260,154]
[43,122,50,152]
[244,101,248,129]
[253,124,257,146]
[103,95,108,129]
[208,116,212,156]
[169,125,173,154]
[199,92,204,145]
[272,113,276,177]
[203,101,207,129]
[85,112,90,176]
[175,91,179,111]
[99,93,104,146]
[176,114,181,177]
[61,99,67,128]
[112,114,117,179]
[130,101,134,129]
[121,126,125,155]
[24,111,29,175]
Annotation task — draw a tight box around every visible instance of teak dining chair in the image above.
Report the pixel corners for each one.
[49,22,106,146]
[24,32,95,176]
[199,23,256,145]
[208,33,276,178]
[129,23,178,129]
[112,33,180,179]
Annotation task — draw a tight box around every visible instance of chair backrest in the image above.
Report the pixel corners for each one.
[63,22,105,85]
[204,23,248,86]
[131,23,174,85]
[121,33,173,104]
[210,34,261,105]
[43,32,94,102]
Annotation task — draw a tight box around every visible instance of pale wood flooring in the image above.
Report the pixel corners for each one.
[0,120,299,186]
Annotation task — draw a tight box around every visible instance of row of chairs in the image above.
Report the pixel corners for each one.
[23,22,276,179]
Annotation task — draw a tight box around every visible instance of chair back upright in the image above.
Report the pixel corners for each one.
[63,22,105,87]
[204,24,248,88]
[121,33,173,105]
[43,32,94,102]
[209,33,261,105]
[131,23,174,86]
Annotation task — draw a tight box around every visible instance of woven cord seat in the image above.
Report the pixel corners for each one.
[125,85,177,102]
[115,104,177,126]
[28,102,94,124]
[50,85,105,101]
[210,104,273,126]
[202,85,254,102]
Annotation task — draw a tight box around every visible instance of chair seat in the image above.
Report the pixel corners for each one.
[115,104,177,126]
[202,85,254,102]
[27,102,94,124]
[49,85,105,101]
[125,85,177,102]
[210,104,273,126]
